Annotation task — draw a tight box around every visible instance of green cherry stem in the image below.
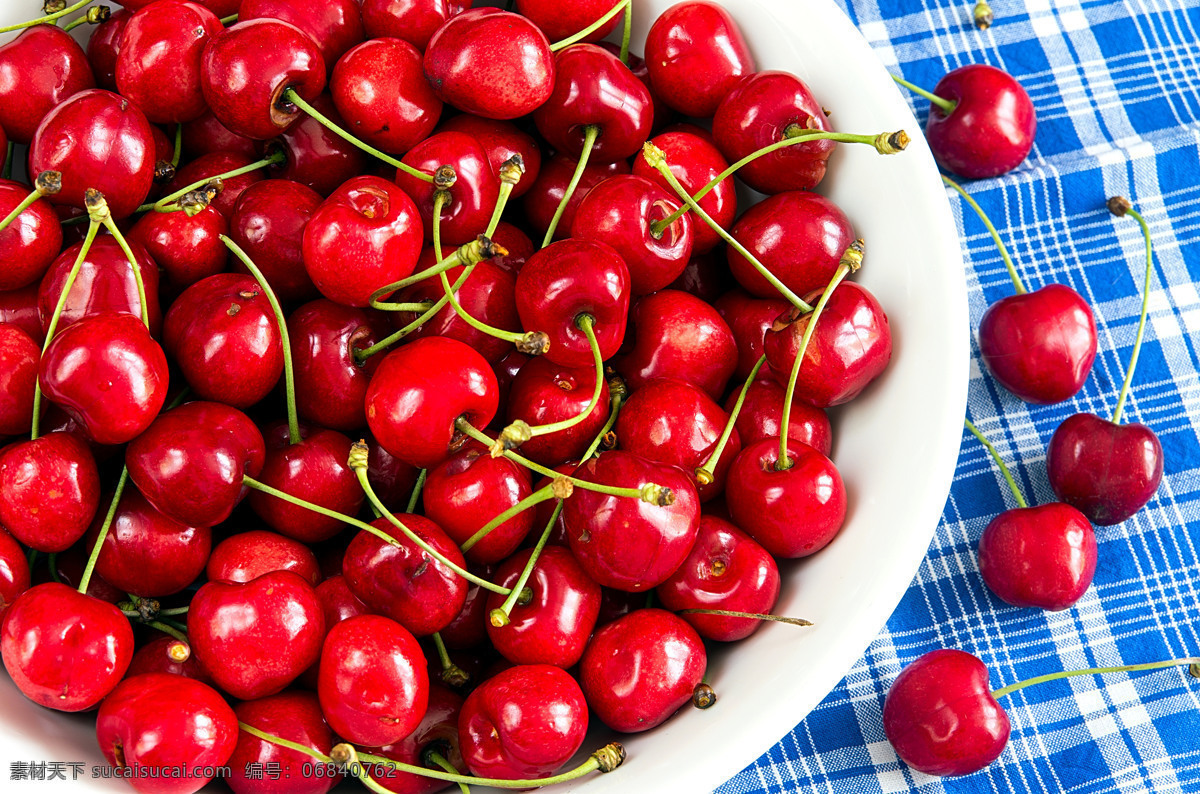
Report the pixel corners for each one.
[369,235,499,312]
[963,417,1028,508]
[678,608,813,627]
[542,125,600,247]
[431,632,469,687]
[549,0,631,51]
[405,469,427,514]
[99,216,150,330]
[2,141,13,180]
[355,265,477,360]
[144,620,188,644]
[0,0,94,33]
[461,483,559,554]
[620,0,632,62]
[0,171,61,234]
[146,151,285,213]
[238,723,330,763]
[345,742,627,789]
[282,88,433,183]
[62,4,108,33]
[777,241,863,470]
[221,234,300,444]
[171,123,183,168]
[942,174,1026,294]
[219,13,237,25]
[77,466,130,594]
[991,656,1200,700]
[346,442,513,595]
[696,354,766,485]
[423,751,470,794]
[490,499,563,627]
[1107,196,1155,425]
[890,73,957,115]
[580,374,627,461]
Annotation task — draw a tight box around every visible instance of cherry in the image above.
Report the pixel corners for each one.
[201,18,327,141]
[262,93,371,196]
[38,235,161,337]
[505,356,610,468]
[459,664,589,779]
[0,24,96,145]
[0,284,45,344]
[424,8,555,121]
[29,89,156,219]
[0,582,133,711]
[632,130,735,254]
[921,65,1036,179]
[563,451,700,591]
[125,635,213,685]
[644,0,754,118]
[725,438,847,559]
[229,691,336,794]
[125,400,266,528]
[121,0,240,12]
[188,570,326,700]
[521,154,629,243]
[579,608,707,732]
[0,526,30,615]
[229,179,323,303]
[167,150,269,218]
[289,299,389,431]
[395,131,499,245]
[129,203,229,298]
[86,8,130,93]
[713,289,791,382]
[115,0,224,125]
[371,684,467,794]
[183,109,260,161]
[725,377,833,457]
[207,529,322,586]
[0,431,100,552]
[241,0,365,70]
[883,649,1010,776]
[318,614,430,747]
[163,273,284,408]
[978,502,1097,611]
[0,323,39,436]
[0,178,63,291]
[516,0,621,42]
[361,0,471,51]
[303,174,424,307]
[439,114,543,200]
[1047,413,1162,525]
[366,433,421,511]
[96,673,239,792]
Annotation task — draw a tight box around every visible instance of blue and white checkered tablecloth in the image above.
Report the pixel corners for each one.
[720,1,1200,792]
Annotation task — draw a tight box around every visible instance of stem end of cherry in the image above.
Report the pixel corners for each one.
[347,440,370,471]
[874,130,910,154]
[166,641,191,663]
[692,682,717,710]
[516,330,551,356]
[498,154,525,186]
[34,171,61,196]
[592,742,626,773]
[1107,195,1132,217]
[639,483,675,507]
[434,164,458,190]
[974,1,994,29]
[551,476,574,500]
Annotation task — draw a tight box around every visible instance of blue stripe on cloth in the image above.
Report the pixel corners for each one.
[719,1,1200,792]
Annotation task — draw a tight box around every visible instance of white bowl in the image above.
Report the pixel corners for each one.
[0,1,967,791]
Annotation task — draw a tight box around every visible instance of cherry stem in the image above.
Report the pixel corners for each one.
[348,742,626,789]
[620,1,633,62]
[549,0,630,50]
[282,88,433,183]
[238,723,330,763]
[542,125,600,247]
[61,5,104,33]
[0,171,60,234]
[405,469,427,514]
[890,73,957,115]
[31,216,101,440]
[1108,197,1154,425]
[963,417,1028,508]
[942,174,1026,294]
[974,1,995,30]
[777,241,864,469]
[0,0,93,33]
[492,500,562,626]
[697,355,766,484]
[651,128,908,234]
[2,141,12,180]
[347,445,513,595]
[644,141,814,313]
[221,234,300,444]
[678,608,813,627]
[431,632,469,688]
[991,656,1200,700]
[171,123,183,168]
[46,553,59,583]
[455,418,672,504]
[356,265,477,361]
[77,466,129,595]
[462,484,557,554]
[147,151,284,213]
[485,155,523,238]
[219,13,237,25]
[144,620,188,643]
[370,236,500,312]
[423,751,470,794]
[99,216,150,330]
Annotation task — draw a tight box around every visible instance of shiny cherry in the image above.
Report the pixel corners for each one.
[289,299,389,431]
[0,526,30,615]
[371,684,467,794]
[0,284,45,344]
[241,0,365,70]
[516,0,619,41]
[726,377,833,457]
[633,130,735,254]
[125,635,213,685]
[0,25,95,145]
[129,204,229,298]
[505,356,610,468]
[0,323,39,436]
[167,150,267,217]
[331,37,442,155]
[522,154,629,243]
[0,431,99,552]
[0,178,62,291]
[644,1,754,118]
[977,502,1097,611]
[182,109,259,160]
[439,114,542,199]
[262,93,370,196]
[1046,413,1163,525]
[713,289,791,381]
[228,691,336,794]
[38,235,161,337]
[229,179,323,303]
[207,530,321,586]
[925,65,1036,179]
[362,0,471,51]
[395,130,499,246]
[86,8,130,93]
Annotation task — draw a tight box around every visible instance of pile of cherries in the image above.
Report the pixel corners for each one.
[0,0,908,791]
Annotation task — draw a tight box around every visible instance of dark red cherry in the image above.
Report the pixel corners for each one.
[289,299,389,431]
[522,154,629,243]
[644,1,753,118]
[39,312,168,446]
[439,114,542,199]
[241,0,365,70]
[424,8,554,121]
[167,150,267,217]
[395,130,499,246]
[656,514,781,641]
[125,635,213,685]
[207,530,322,586]
[318,614,429,747]
[505,356,610,468]
[437,560,494,651]
[228,691,336,794]
[1046,413,1163,525]
[579,608,706,732]
[925,65,1036,179]
[262,93,370,196]
[514,238,630,369]
[0,324,39,437]
[713,289,791,382]
[618,289,738,401]
[0,25,96,145]
[371,684,467,794]
[0,526,30,615]
[129,203,229,297]
[29,89,155,219]
[727,192,855,297]
[883,649,1010,776]
[725,438,846,559]
[229,179,323,303]
[0,431,99,552]
[201,18,327,141]
[182,109,259,160]
[366,433,421,511]
[0,284,44,344]
[331,37,442,155]
[38,235,161,337]
[633,130,735,254]
[492,349,530,421]
[163,273,284,408]
[362,0,472,51]
[725,377,833,458]
[0,582,133,711]
[459,664,588,779]
[314,574,371,629]
[188,570,326,700]
[96,673,239,792]
[564,451,701,591]
[977,502,1097,611]
[303,174,424,307]
[0,178,63,291]
[713,71,835,194]
[116,0,224,124]
[86,8,130,93]
[365,335,499,470]
[978,284,1096,405]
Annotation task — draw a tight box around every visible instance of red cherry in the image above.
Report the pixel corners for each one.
[883,649,1010,776]
[96,673,239,793]
[129,204,229,297]
[229,179,323,303]
[167,150,267,217]
[188,570,326,700]
[122,0,240,12]
[318,614,430,747]
[978,284,1097,404]
[86,8,130,93]
[361,0,472,51]
[633,130,735,254]
[925,65,1036,179]
[182,109,260,160]
[38,235,161,337]
[366,433,421,511]
[1046,413,1163,525]
[563,451,701,591]
[644,1,754,118]
[261,93,370,196]
[504,356,610,468]
[0,526,31,615]
[371,684,468,794]
[725,438,846,559]
[459,664,588,779]
[0,284,44,344]
[395,131,499,246]
[207,530,321,586]
[424,8,554,121]
[0,582,133,711]
[0,431,99,552]
[365,335,499,470]
[516,0,619,41]
[0,25,96,145]
[331,37,443,155]
[977,502,1097,611]
[579,608,706,732]
[713,289,791,382]
[315,574,372,628]
[521,154,628,243]
[0,323,39,436]
[439,114,543,199]
[725,377,833,457]
[241,0,365,70]
[0,178,63,291]
[228,691,336,794]
[125,635,213,684]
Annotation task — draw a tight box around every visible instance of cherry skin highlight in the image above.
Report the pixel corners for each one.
[925,64,1036,179]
